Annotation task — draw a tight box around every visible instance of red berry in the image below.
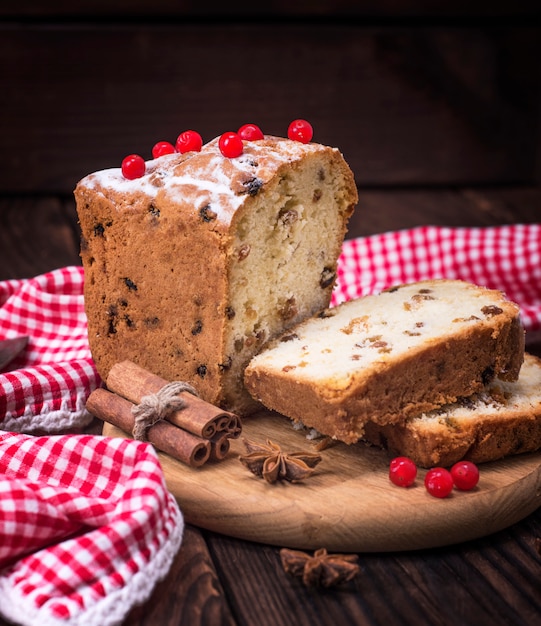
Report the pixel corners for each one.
[424,467,454,498]
[389,456,417,487]
[121,154,145,180]
[176,130,203,154]
[288,119,313,143]
[238,123,264,141]
[219,131,244,158]
[152,141,176,159]
[451,461,480,491]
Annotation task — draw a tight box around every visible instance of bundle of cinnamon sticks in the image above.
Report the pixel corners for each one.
[86,360,242,468]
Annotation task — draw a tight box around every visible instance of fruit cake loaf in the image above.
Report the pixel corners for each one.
[244,279,524,442]
[362,352,541,467]
[75,135,358,415]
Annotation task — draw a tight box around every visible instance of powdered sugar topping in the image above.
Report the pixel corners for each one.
[78,136,331,221]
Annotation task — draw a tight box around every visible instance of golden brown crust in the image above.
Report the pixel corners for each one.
[363,353,541,467]
[76,181,230,406]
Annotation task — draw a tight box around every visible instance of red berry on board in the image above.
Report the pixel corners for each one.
[288,119,313,143]
[451,461,480,491]
[424,467,454,498]
[152,141,176,159]
[389,456,417,487]
[238,123,264,141]
[176,130,203,154]
[219,131,244,158]
[121,154,146,180]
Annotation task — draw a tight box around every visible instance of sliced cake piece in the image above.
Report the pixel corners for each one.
[244,280,524,443]
[362,352,541,467]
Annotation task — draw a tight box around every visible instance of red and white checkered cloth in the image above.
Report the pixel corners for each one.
[0,432,183,626]
[0,266,99,434]
[333,224,541,335]
[0,267,183,625]
[0,223,540,625]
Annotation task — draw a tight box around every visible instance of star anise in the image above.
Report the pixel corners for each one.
[239,438,322,484]
[280,547,360,587]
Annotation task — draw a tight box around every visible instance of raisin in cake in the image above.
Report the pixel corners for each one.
[244,279,524,442]
[75,135,358,414]
[362,353,541,467]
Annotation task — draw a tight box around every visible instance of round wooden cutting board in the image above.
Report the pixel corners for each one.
[103,410,541,552]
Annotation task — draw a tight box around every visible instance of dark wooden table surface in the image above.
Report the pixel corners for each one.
[1,187,540,626]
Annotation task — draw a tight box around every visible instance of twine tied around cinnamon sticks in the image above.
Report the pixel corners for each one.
[132,381,199,441]
[86,360,242,468]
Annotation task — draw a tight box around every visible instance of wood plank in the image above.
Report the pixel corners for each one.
[1,1,540,19]
[1,25,539,192]
[123,524,237,626]
[102,411,541,553]
[203,512,541,626]
[0,197,80,280]
[0,524,237,626]
[347,186,541,237]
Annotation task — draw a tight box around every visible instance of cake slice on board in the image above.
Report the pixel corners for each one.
[362,352,541,467]
[244,280,525,443]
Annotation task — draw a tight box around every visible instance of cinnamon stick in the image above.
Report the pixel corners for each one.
[87,388,211,468]
[106,360,240,440]
[209,432,231,462]
[225,414,242,439]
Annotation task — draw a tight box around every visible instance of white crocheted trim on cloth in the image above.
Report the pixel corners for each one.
[1,400,94,434]
[0,494,183,626]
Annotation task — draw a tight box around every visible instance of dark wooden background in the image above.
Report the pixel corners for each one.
[2,1,541,195]
[1,3,541,625]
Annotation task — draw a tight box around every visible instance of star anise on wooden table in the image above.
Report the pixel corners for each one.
[238,438,322,483]
[280,547,360,587]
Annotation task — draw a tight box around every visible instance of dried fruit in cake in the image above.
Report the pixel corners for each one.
[244,279,524,440]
